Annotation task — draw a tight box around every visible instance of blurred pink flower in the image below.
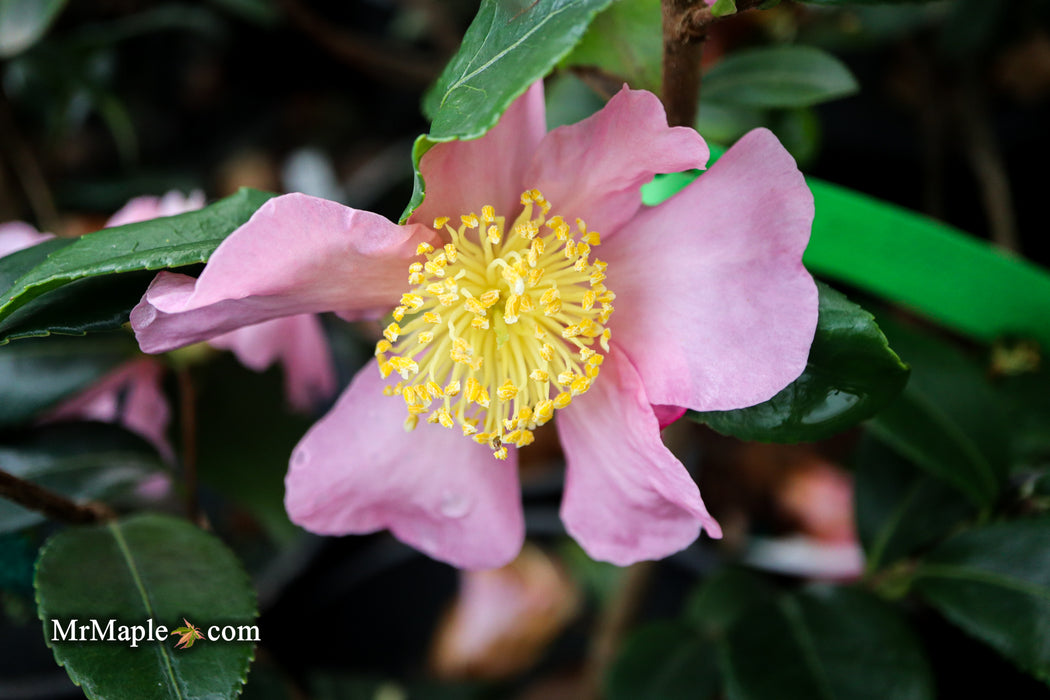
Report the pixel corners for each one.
[131,84,817,568]
[0,221,53,257]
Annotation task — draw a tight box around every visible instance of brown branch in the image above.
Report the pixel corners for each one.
[0,467,115,525]
[661,0,767,127]
[176,367,202,525]
[279,0,441,88]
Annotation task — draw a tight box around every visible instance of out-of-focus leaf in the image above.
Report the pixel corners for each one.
[0,333,137,427]
[560,0,662,92]
[914,518,1050,686]
[0,0,68,57]
[869,321,1009,508]
[691,282,908,443]
[404,0,613,221]
[769,106,821,168]
[684,568,773,638]
[36,514,257,699]
[703,45,858,109]
[854,436,974,573]
[720,587,934,700]
[695,101,766,146]
[0,423,165,533]
[0,188,274,344]
[544,71,606,130]
[606,622,720,700]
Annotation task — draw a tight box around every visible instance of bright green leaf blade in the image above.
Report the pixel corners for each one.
[868,320,1009,507]
[560,0,662,92]
[0,333,137,427]
[404,0,613,222]
[913,518,1050,686]
[0,0,68,57]
[805,179,1050,351]
[35,514,258,699]
[0,188,274,335]
[720,587,934,700]
[605,621,720,700]
[691,282,908,443]
[703,45,859,109]
[0,423,165,533]
[641,152,1050,356]
[854,436,974,573]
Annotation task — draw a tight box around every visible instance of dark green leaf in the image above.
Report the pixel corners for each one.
[710,0,737,16]
[703,46,858,109]
[0,188,274,339]
[0,423,165,533]
[684,568,773,638]
[0,333,138,428]
[404,0,613,221]
[868,320,1009,507]
[720,587,933,700]
[854,436,974,573]
[692,282,909,443]
[0,0,68,57]
[606,621,720,700]
[35,513,258,699]
[913,518,1050,686]
[560,0,662,92]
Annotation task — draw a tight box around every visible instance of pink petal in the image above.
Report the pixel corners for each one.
[105,190,206,227]
[603,128,818,412]
[132,193,437,353]
[557,347,721,566]
[286,360,525,570]
[44,358,173,461]
[525,86,708,237]
[0,221,54,257]
[208,314,337,411]
[409,82,546,227]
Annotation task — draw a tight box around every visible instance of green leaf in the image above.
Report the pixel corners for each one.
[854,436,974,573]
[0,188,274,342]
[35,513,258,699]
[560,0,662,92]
[703,45,859,109]
[684,567,773,638]
[710,0,738,17]
[868,320,1009,508]
[0,333,138,428]
[913,518,1050,686]
[0,0,68,57]
[719,587,934,700]
[0,423,166,533]
[691,282,908,443]
[606,621,720,700]
[403,0,613,221]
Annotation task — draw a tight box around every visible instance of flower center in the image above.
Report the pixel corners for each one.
[375,189,615,460]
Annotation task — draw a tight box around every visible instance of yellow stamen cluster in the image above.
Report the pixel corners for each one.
[375,189,615,459]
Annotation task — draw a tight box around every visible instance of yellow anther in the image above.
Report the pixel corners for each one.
[416,242,434,255]
[576,242,591,259]
[388,356,418,379]
[426,411,441,424]
[535,399,554,424]
[425,381,444,399]
[530,369,549,383]
[564,239,576,259]
[540,344,555,362]
[444,243,458,262]
[590,270,607,285]
[471,317,490,329]
[433,216,449,230]
[462,420,478,436]
[383,323,401,342]
[581,230,601,246]
[418,331,434,344]
[553,392,573,409]
[487,225,501,245]
[480,289,501,308]
[571,376,592,395]
[497,380,518,402]
[476,387,491,408]
[392,306,406,322]
[528,268,544,286]
[375,339,392,355]
[473,432,491,445]
[481,205,495,223]
[465,295,487,316]
[557,370,575,385]
[544,299,562,316]
[540,285,560,306]
[404,415,419,431]
[426,281,447,295]
[519,295,534,313]
[438,292,460,306]
[582,290,596,311]
[494,446,508,460]
[444,380,461,397]
[580,347,596,360]
[400,293,424,310]
[504,294,520,324]
[438,408,454,429]
[423,311,441,324]
[461,213,479,229]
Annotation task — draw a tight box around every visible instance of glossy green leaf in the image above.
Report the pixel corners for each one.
[868,320,1009,508]
[606,622,720,700]
[0,0,68,57]
[854,436,974,573]
[0,423,165,533]
[35,513,258,699]
[560,0,662,92]
[720,587,934,700]
[0,188,273,341]
[404,0,613,221]
[913,518,1050,686]
[691,282,908,443]
[703,45,858,109]
[0,333,138,427]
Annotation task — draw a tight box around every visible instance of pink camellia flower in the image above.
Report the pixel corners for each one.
[131,83,818,569]
[0,221,53,256]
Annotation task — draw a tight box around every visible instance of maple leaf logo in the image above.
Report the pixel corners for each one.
[170,619,204,649]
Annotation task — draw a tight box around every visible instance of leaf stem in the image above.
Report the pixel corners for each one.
[0,466,115,524]
[660,0,769,127]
